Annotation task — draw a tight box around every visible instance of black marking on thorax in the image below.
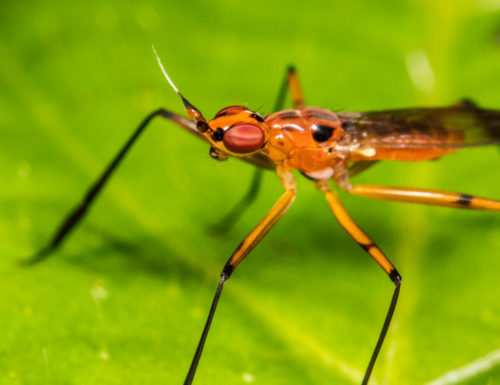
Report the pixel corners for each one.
[306,110,338,121]
[312,124,334,142]
[275,111,300,120]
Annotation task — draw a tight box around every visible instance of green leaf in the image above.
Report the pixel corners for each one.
[1,1,500,384]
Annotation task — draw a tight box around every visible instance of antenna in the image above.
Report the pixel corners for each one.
[151,45,208,126]
[152,45,180,95]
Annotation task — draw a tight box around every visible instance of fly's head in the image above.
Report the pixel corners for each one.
[175,102,269,161]
[205,106,269,161]
[152,48,268,161]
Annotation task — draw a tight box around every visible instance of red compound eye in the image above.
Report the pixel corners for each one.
[223,124,265,153]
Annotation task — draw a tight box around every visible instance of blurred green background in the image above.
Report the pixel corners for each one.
[1,0,500,384]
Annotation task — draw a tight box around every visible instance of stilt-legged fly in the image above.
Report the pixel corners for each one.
[26,48,500,384]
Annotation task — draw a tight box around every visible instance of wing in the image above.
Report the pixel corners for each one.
[338,102,500,162]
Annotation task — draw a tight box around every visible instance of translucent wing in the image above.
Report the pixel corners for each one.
[339,102,500,160]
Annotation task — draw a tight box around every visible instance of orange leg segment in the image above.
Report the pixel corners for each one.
[223,168,296,274]
[184,166,296,385]
[319,184,398,279]
[317,182,401,385]
[345,184,500,211]
[287,67,305,109]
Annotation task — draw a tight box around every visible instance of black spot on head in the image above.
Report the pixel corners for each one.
[312,124,334,142]
[250,113,265,123]
[211,128,225,141]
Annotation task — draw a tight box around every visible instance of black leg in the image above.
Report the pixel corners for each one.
[184,273,227,385]
[23,109,201,265]
[362,276,401,385]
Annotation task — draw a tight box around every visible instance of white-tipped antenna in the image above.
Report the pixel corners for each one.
[152,45,207,124]
[152,45,180,95]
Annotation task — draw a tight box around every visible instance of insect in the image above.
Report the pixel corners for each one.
[27,48,500,384]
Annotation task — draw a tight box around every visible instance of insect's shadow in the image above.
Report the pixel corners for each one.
[57,207,499,286]
[63,224,214,284]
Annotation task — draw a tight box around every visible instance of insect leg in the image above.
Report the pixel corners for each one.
[343,184,500,211]
[317,182,401,385]
[184,166,296,385]
[23,109,204,265]
[274,66,305,111]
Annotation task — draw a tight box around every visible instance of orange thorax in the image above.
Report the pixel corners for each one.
[262,108,345,177]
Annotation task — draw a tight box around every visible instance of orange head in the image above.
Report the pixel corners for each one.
[153,47,269,161]
[178,100,269,161]
[205,106,268,160]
